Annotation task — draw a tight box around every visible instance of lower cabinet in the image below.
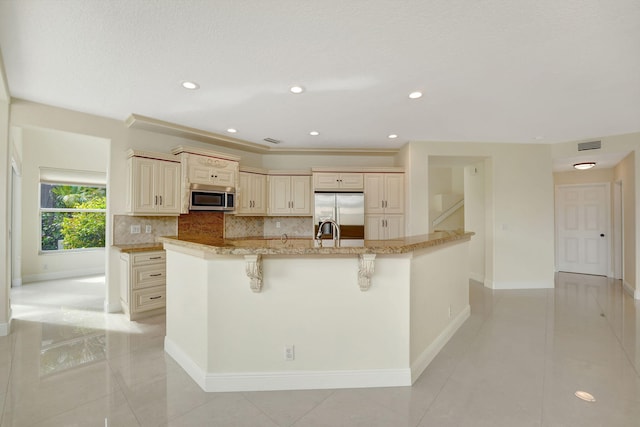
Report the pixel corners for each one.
[365,214,405,240]
[120,250,166,320]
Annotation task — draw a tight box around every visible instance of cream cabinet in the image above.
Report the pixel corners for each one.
[237,172,267,215]
[364,173,404,215]
[313,172,364,191]
[187,154,237,187]
[120,250,166,320]
[127,154,181,215]
[268,175,312,216]
[365,214,405,240]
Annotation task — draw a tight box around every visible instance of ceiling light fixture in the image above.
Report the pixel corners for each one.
[573,162,596,170]
[409,91,423,99]
[181,81,199,90]
[388,134,398,139]
[226,128,237,133]
[575,391,596,402]
[309,131,319,136]
[290,85,305,94]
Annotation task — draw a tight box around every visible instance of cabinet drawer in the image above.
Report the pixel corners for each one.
[132,287,166,312]
[132,264,165,289]
[131,251,165,265]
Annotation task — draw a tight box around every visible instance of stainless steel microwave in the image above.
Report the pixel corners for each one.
[189,184,235,211]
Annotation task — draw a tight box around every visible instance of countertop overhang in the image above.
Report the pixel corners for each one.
[157,230,473,256]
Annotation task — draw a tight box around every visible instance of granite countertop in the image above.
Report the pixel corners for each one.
[157,230,473,256]
[112,243,165,253]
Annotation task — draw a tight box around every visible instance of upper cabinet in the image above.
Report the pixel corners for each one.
[126,150,181,215]
[313,172,364,191]
[364,173,404,215]
[268,174,312,216]
[171,146,241,214]
[237,171,267,215]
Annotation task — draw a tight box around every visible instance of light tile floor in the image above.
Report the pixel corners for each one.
[2,273,639,426]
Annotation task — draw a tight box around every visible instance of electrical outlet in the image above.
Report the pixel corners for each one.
[130,225,141,234]
[276,221,281,229]
[284,345,295,361]
[145,225,152,233]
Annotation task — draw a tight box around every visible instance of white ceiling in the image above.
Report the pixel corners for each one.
[0,0,639,151]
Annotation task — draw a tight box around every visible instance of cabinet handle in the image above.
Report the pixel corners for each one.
[149,296,162,300]
[149,256,162,260]
[150,273,162,277]
[155,195,158,206]
[159,196,163,205]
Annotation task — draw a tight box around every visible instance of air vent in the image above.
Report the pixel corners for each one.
[263,138,282,145]
[578,140,601,151]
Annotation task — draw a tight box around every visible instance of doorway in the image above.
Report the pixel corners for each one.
[555,183,610,276]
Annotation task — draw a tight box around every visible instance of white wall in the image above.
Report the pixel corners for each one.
[20,127,109,282]
[0,90,10,334]
[465,161,486,283]
[262,153,397,170]
[406,141,555,289]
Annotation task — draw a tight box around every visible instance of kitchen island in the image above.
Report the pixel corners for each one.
[159,231,473,392]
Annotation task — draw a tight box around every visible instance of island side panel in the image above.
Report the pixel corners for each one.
[164,248,210,386]
[409,240,471,382]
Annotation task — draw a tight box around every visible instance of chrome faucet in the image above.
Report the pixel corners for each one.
[316,219,341,241]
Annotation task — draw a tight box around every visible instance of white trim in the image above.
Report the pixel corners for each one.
[22,267,105,284]
[469,272,484,284]
[11,277,22,287]
[165,336,411,393]
[104,301,121,313]
[622,280,639,300]
[0,320,11,337]
[636,289,640,301]
[410,305,470,382]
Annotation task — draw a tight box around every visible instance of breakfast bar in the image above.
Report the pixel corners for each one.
[159,231,473,392]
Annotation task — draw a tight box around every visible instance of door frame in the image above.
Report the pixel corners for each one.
[554,182,611,276]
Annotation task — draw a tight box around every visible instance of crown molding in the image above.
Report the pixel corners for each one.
[125,114,400,156]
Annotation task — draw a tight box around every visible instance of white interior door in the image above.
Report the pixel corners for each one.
[556,184,610,276]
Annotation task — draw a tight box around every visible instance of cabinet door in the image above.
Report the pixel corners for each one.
[384,174,404,214]
[157,161,181,214]
[189,165,214,185]
[290,176,311,215]
[252,173,267,214]
[211,167,235,187]
[365,214,384,240]
[313,172,342,190]
[339,173,364,190]
[364,174,385,214]
[237,172,253,214]
[385,215,405,239]
[131,157,157,213]
[269,175,292,215]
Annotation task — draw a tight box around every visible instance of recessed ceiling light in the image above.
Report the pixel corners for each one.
[181,81,199,90]
[290,85,305,94]
[408,91,423,99]
[227,128,237,134]
[573,162,596,170]
[575,391,596,402]
[388,134,398,139]
[309,131,319,136]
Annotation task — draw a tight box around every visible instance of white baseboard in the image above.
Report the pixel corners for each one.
[469,272,484,284]
[410,305,470,382]
[165,336,412,393]
[623,280,639,300]
[22,268,105,284]
[104,301,122,313]
[11,277,22,287]
[0,319,12,337]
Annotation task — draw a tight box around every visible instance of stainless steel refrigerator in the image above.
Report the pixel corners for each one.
[314,192,365,239]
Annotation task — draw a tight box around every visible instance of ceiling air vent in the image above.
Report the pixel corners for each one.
[578,140,601,151]
[263,138,282,145]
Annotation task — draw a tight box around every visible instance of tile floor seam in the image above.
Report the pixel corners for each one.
[105,361,146,427]
[539,288,552,426]
[241,392,288,427]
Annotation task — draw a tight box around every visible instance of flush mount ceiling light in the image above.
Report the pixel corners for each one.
[290,85,305,94]
[575,391,596,402]
[408,91,423,99]
[181,81,199,90]
[226,128,237,134]
[573,162,596,170]
[309,131,319,136]
[388,134,398,139]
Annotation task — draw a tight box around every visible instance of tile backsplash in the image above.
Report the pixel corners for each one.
[224,215,264,238]
[178,212,224,239]
[225,215,313,238]
[113,215,178,245]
